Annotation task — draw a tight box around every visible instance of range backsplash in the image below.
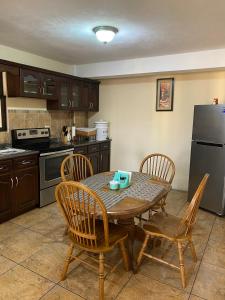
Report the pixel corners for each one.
[0,110,88,144]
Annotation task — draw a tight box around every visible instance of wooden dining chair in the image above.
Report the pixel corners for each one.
[139,153,175,217]
[136,174,209,288]
[61,153,94,182]
[55,181,129,300]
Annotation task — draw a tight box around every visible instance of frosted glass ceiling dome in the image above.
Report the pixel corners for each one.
[93,26,118,43]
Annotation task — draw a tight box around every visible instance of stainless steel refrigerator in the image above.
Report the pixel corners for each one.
[188,104,225,216]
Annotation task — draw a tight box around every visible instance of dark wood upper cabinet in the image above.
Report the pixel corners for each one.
[0,59,100,112]
[81,81,99,112]
[0,73,7,132]
[48,77,83,111]
[71,79,82,110]
[41,73,58,100]
[58,77,70,109]
[20,68,42,98]
[20,68,58,100]
[81,81,90,110]
[88,82,99,111]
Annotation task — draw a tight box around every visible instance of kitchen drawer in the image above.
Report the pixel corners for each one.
[73,146,88,155]
[100,142,110,151]
[0,160,12,174]
[88,144,100,154]
[13,155,38,169]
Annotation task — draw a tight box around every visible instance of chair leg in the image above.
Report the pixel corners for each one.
[188,238,197,262]
[147,209,155,220]
[119,239,130,271]
[61,242,74,281]
[177,241,186,288]
[99,253,105,300]
[63,226,68,236]
[136,234,150,268]
[161,205,166,214]
[137,214,143,226]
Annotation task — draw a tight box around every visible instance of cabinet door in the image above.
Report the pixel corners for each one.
[70,79,81,110]
[88,83,99,112]
[87,152,99,175]
[13,166,38,216]
[99,150,110,173]
[41,73,58,100]
[20,69,42,98]
[0,173,13,223]
[81,82,89,110]
[58,79,70,109]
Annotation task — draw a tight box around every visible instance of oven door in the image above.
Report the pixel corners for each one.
[39,149,73,189]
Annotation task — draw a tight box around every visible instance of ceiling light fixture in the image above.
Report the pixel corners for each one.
[93,26,118,43]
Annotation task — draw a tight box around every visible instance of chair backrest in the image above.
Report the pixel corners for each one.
[139,153,175,184]
[181,174,209,236]
[55,181,109,248]
[61,154,94,182]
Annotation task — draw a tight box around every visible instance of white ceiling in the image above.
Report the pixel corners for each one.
[1,0,225,65]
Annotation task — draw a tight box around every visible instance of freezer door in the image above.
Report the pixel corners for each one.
[188,141,225,215]
[192,105,225,143]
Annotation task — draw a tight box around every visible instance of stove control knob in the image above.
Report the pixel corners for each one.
[45,131,48,134]
[22,133,26,136]
[18,133,22,136]
[41,131,44,134]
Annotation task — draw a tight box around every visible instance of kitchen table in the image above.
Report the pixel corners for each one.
[81,171,171,271]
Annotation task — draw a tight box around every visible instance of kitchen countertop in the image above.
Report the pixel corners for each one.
[0,149,39,161]
[72,139,112,147]
[0,139,111,160]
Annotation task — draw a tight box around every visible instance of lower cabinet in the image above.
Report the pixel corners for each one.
[13,166,39,216]
[74,141,111,175]
[88,152,100,174]
[99,150,110,173]
[0,155,39,223]
[0,173,12,223]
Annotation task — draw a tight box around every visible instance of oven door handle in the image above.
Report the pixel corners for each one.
[39,149,74,157]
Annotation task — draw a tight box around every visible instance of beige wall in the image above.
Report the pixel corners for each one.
[88,71,225,190]
[0,45,73,74]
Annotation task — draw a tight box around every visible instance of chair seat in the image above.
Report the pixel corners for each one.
[69,219,128,252]
[143,212,187,239]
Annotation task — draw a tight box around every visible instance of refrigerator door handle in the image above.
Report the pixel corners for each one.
[196,141,223,147]
[221,177,225,216]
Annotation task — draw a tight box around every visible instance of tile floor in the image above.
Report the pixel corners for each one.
[0,190,224,300]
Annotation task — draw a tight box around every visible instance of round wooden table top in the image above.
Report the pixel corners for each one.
[81,171,171,220]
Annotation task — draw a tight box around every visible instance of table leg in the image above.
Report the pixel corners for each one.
[117,218,145,272]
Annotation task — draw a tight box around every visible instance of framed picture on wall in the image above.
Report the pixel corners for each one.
[156,78,174,111]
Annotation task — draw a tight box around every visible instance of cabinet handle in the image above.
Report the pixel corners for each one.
[15,176,19,187]
[42,87,45,95]
[21,160,31,165]
[0,166,4,170]
[10,177,14,189]
[100,153,103,161]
